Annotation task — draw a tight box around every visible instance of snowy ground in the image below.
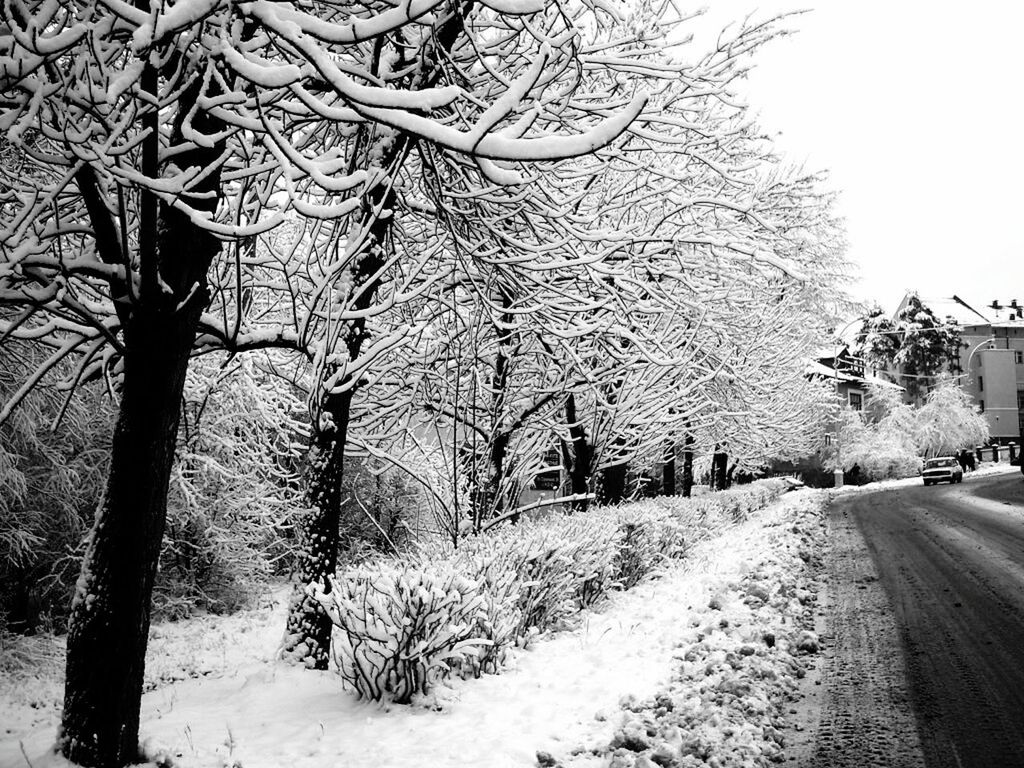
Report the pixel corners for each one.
[2,489,829,768]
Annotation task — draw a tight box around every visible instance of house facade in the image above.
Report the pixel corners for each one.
[892,294,1024,444]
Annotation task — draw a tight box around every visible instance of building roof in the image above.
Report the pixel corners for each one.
[893,293,1024,328]
[805,359,904,390]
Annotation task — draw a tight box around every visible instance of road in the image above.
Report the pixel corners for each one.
[804,469,1024,768]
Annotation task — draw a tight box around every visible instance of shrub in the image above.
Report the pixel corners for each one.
[315,479,791,702]
[312,564,493,703]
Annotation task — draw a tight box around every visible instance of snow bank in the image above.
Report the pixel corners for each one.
[1,482,814,768]
[560,491,827,768]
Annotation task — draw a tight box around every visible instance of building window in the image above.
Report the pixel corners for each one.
[848,391,863,411]
[979,375,984,391]
[980,400,985,413]
[1016,350,1023,365]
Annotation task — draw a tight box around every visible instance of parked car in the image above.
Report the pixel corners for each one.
[922,457,963,486]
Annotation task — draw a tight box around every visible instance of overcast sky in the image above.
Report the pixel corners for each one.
[686,3,1024,317]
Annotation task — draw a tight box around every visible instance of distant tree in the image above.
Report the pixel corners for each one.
[855,307,901,372]
[832,385,920,480]
[856,295,961,401]
[832,377,988,479]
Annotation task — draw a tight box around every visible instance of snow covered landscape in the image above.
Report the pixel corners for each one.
[2,0,1023,766]
[3,488,828,768]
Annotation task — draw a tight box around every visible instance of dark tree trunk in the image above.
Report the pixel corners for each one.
[711,451,729,491]
[59,70,222,766]
[473,291,516,531]
[281,129,406,667]
[661,443,676,496]
[561,392,591,512]
[281,390,350,669]
[59,212,218,768]
[599,460,628,505]
[476,430,510,531]
[681,431,694,498]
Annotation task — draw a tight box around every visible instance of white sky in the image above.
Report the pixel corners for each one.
[684,3,1024,315]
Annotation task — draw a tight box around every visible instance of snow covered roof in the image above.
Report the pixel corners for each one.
[804,359,904,390]
[894,294,994,327]
[863,373,904,391]
[805,359,860,382]
[892,293,1024,328]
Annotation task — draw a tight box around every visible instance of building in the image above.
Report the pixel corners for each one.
[808,345,903,413]
[892,294,1024,444]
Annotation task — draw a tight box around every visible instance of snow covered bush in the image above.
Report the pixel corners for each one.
[313,565,493,703]
[313,480,790,702]
[453,516,617,640]
[607,505,689,590]
[682,480,788,531]
[449,551,524,675]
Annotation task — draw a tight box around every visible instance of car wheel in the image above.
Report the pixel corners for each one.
[924,480,931,486]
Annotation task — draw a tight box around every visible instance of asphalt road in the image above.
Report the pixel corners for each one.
[807,470,1024,768]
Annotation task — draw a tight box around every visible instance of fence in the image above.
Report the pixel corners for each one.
[975,444,1019,464]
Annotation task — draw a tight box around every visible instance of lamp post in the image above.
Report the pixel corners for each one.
[962,336,996,463]
[963,337,996,377]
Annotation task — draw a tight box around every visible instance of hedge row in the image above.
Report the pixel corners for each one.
[311,479,791,703]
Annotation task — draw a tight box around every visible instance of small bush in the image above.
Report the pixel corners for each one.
[313,564,493,703]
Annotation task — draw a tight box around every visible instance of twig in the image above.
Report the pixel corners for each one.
[353,489,401,555]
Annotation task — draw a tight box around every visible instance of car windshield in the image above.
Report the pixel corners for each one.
[925,458,957,468]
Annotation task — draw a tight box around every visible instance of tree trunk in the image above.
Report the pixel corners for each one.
[474,291,516,530]
[59,212,218,766]
[281,128,403,667]
[681,431,694,498]
[561,392,591,512]
[281,390,350,669]
[599,460,628,505]
[711,451,728,491]
[477,430,510,531]
[661,442,676,496]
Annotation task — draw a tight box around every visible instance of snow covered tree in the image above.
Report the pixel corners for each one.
[914,376,988,457]
[0,342,114,633]
[162,355,307,616]
[856,295,962,401]
[831,385,920,480]
[855,307,900,372]
[0,0,648,762]
[829,379,987,480]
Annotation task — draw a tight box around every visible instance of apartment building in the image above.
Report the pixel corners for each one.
[893,294,1024,444]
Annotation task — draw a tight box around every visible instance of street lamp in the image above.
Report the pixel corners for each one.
[963,337,996,380]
